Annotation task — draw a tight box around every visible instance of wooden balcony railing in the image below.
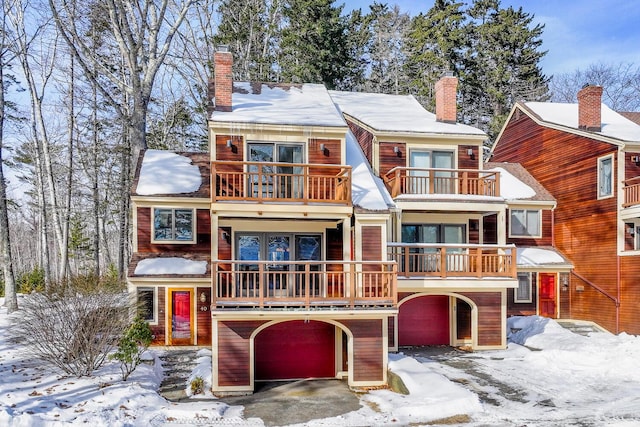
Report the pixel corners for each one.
[383,167,500,198]
[388,243,517,279]
[212,261,397,309]
[211,161,351,204]
[623,177,640,207]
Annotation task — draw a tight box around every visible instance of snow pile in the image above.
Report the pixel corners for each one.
[516,247,568,267]
[491,166,536,199]
[185,349,214,398]
[346,131,393,210]
[134,257,207,275]
[136,150,202,195]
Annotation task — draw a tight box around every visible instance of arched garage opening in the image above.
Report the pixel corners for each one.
[398,294,476,347]
[254,320,340,381]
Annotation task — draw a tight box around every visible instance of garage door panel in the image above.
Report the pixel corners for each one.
[399,295,450,345]
[255,321,335,380]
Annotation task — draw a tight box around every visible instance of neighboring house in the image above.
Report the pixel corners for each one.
[127,47,570,395]
[492,84,640,334]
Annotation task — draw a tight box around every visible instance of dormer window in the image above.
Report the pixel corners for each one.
[152,208,196,243]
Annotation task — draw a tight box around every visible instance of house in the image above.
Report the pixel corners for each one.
[491,84,640,334]
[127,47,568,395]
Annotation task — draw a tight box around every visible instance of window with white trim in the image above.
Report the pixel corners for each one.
[515,272,532,303]
[152,208,195,243]
[597,155,613,199]
[137,287,156,323]
[510,209,541,237]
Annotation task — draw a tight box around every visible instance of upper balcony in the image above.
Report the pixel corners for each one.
[623,177,640,208]
[212,161,352,205]
[383,167,500,199]
[388,243,517,281]
[212,261,396,311]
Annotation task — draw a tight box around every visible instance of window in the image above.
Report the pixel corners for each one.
[598,155,613,199]
[248,143,304,198]
[515,272,532,303]
[152,208,195,243]
[409,150,455,194]
[137,287,156,323]
[510,209,541,237]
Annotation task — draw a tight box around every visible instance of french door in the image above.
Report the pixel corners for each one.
[401,224,466,272]
[409,150,454,194]
[248,143,304,198]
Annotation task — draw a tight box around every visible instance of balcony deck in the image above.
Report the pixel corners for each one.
[212,161,351,205]
[623,177,640,208]
[212,261,397,310]
[388,243,517,279]
[383,167,500,198]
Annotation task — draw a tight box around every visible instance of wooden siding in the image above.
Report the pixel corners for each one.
[346,121,374,166]
[216,320,266,387]
[379,142,406,178]
[309,138,341,165]
[469,219,480,244]
[339,319,384,382]
[137,208,211,253]
[215,134,244,162]
[507,210,553,246]
[362,226,382,261]
[559,273,571,319]
[507,273,537,316]
[625,152,640,180]
[387,316,395,348]
[458,145,478,169]
[151,287,166,345]
[493,111,626,332]
[483,214,497,244]
[460,292,502,347]
[197,287,212,345]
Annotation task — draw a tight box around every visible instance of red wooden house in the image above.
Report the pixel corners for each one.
[127,48,570,395]
[492,84,640,334]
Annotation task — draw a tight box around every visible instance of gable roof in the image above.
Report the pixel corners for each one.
[210,82,347,128]
[486,162,556,203]
[329,90,486,138]
[513,101,640,145]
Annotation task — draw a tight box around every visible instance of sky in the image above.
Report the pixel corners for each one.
[346,0,640,77]
[2,295,640,426]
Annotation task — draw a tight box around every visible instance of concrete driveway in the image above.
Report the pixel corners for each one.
[221,379,362,427]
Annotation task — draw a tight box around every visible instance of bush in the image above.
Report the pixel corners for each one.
[16,267,45,294]
[190,376,204,395]
[12,274,130,377]
[110,315,153,381]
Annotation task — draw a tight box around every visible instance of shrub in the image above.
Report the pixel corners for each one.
[110,315,153,381]
[190,376,204,395]
[16,267,45,294]
[12,274,130,377]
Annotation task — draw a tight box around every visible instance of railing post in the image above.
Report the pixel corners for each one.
[461,171,468,195]
[393,169,401,198]
[305,263,311,308]
[494,171,500,197]
[404,246,410,277]
[258,263,265,308]
[440,247,447,278]
[476,248,482,278]
[304,164,309,203]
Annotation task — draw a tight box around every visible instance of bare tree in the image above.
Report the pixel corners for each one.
[551,62,640,111]
[0,0,19,312]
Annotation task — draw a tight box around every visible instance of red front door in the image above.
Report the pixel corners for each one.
[539,274,557,318]
[170,289,193,345]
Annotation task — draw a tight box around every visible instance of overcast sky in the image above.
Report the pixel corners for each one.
[346,0,640,77]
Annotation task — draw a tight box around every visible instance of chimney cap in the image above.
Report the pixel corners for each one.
[216,45,229,53]
[442,70,455,77]
[581,82,592,89]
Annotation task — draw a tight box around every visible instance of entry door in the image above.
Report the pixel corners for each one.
[539,273,557,318]
[169,289,193,345]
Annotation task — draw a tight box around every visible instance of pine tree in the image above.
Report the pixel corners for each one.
[278,0,350,89]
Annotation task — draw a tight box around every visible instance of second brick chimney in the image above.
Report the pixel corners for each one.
[213,46,233,113]
[435,72,458,123]
[577,84,603,132]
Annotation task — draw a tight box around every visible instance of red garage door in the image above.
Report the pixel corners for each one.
[255,321,335,381]
[399,295,450,346]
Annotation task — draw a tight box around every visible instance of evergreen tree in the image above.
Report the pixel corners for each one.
[404,0,467,108]
[278,0,350,89]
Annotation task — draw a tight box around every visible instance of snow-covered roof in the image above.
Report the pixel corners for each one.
[517,247,573,269]
[486,162,555,203]
[329,90,486,137]
[134,257,207,275]
[210,82,347,128]
[524,102,640,143]
[346,131,394,211]
[136,150,204,196]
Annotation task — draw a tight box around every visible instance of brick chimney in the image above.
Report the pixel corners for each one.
[577,84,603,132]
[212,46,233,113]
[435,72,458,123]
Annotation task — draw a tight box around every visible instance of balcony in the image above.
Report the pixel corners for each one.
[212,261,396,310]
[383,168,500,198]
[212,161,351,204]
[388,243,517,279]
[623,177,640,208]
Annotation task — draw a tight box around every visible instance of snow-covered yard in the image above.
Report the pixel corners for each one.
[1,295,639,426]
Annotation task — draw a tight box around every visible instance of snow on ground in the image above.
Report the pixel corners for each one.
[2,295,640,426]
